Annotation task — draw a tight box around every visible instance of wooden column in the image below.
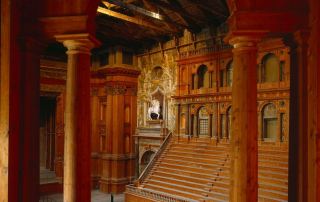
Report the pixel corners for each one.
[1,0,42,200]
[285,30,309,202]
[55,93,65,180]
[0,0,10,199]
[100,67,140,193]
[90,88,101,188]
[307,0,320,200]
[228,33,262,202]
[56,34,99,202]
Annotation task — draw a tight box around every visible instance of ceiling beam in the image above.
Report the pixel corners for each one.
[103,0,164,20]
[148,0,202,32]
[97,7,170,33]
[102,0,137,8]
[142,0,186,31]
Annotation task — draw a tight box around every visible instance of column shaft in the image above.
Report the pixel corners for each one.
[56,35,98,202]
[229,36,260,202]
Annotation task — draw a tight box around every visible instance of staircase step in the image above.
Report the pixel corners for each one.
[134,136,288,202]
[145,179,206,195]
[149,175,209,189]
[258,189,288,201]
[161,159,229,173]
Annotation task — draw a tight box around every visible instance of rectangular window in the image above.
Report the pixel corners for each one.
[199,119,208,135]
[263,118,277,139]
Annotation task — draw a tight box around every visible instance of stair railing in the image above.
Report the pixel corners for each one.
[126,184,192,202]
[135,131,173,186]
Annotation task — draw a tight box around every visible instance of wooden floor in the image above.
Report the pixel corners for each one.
[131,136,288,202]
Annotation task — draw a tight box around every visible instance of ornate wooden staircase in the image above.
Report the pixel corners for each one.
[125,134,288,202]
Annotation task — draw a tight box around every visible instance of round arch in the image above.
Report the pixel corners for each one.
[140,150,156,173]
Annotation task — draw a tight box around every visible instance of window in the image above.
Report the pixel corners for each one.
[198,107,209,136]
[197,65,208,89]
[261,53,280,83]
[262,103,277,140]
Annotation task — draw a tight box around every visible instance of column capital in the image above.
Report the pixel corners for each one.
[225,30,267,49]
[55,33,101,54]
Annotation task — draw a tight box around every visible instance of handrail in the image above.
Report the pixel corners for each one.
[135,131,173,186]
[126,184,194,202]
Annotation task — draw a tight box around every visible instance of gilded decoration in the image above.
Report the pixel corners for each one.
[137,53,177,131]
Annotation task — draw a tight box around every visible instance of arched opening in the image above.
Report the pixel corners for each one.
[262,103,277,141]
[261,53,280,83]
[140,150,155,173]
[198,107,209,136]
[197,65,208,88]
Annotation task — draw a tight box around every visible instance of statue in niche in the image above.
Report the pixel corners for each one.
[148,99,161,120]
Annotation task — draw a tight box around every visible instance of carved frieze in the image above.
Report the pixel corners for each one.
[105,85,127,95]
[105,84,138,96]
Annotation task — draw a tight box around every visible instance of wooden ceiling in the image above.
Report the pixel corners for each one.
[95,0,229,47]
